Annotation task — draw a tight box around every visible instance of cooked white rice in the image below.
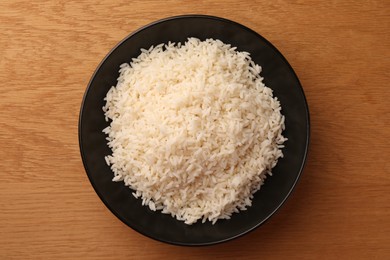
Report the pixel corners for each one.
[103,38,286,225]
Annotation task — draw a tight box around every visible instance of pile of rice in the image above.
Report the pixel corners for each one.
[103,38,286,225]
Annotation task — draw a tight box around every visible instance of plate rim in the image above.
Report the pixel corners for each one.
[78,14,310,246]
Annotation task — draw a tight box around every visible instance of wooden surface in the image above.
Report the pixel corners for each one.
[1,0,389,259]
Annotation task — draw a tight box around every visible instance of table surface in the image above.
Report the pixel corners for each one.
[1,1,389,259]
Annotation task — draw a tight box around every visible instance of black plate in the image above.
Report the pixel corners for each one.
[79,15,310,246]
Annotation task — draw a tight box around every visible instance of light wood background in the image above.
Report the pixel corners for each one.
[1,0,389,259]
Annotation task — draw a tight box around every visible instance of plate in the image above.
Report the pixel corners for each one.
[79,15,310,246]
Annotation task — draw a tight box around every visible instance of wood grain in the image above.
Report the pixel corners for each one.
[0,0,389,259]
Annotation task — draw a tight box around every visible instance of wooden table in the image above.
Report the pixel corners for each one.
[1,1,389,259]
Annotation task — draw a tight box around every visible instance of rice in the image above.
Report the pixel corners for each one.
[103,38,286,225]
